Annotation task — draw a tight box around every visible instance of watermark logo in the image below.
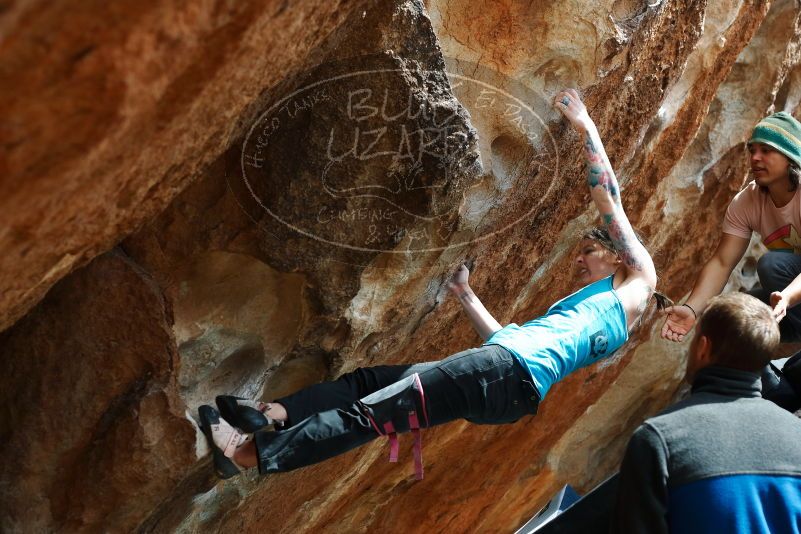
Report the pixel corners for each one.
[237,56,558,254]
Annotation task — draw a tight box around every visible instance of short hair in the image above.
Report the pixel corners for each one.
[697,293,780,371]
[581,226,616,252]
[580,226,647,253]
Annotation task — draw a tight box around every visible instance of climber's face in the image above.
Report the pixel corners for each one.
[749,142,791,188]
[574,238,621,284]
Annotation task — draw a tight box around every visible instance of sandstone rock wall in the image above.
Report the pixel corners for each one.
[1,0,799,532]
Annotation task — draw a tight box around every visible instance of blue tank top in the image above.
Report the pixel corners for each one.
[485,275,628,399]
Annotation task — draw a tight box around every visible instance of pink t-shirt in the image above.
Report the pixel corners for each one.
[722,180,801,252]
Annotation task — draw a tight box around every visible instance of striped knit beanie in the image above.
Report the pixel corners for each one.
[749,112,801,168]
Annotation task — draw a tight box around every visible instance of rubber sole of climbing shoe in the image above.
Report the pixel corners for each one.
[216,395,271,433]
[198,404,241,480]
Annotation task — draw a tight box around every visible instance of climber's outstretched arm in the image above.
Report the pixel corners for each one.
[554,89,657,287]
[447,264,503,340]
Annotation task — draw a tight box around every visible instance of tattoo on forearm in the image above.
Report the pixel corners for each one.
[582,134,647,273]
[584,137,619,199]
[459,291,475,303]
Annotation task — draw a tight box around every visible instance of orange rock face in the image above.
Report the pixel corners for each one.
[1,0,800,531]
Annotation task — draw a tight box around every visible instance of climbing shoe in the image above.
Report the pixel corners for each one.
[216,395,274,433]
[198,404,244,480]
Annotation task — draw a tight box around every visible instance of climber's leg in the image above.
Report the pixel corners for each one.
[271,361,438,426]
[218,361,441,432]
[252,345,539,474]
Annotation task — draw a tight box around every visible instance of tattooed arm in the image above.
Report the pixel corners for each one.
[555,89,657,286]
[447,264,503,341]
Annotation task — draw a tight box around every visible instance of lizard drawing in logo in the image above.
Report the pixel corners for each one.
[763,224,801,253]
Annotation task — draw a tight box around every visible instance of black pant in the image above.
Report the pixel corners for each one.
[762,352,801,413]
[747,252,801,411]
[254,345,540,473]
[748,251,801,342]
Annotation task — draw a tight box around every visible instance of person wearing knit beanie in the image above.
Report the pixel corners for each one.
[661,110,801,414]
[749,112,801,168]
[747,112,801,192]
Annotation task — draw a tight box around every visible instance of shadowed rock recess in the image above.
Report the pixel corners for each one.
[0,0,798,531]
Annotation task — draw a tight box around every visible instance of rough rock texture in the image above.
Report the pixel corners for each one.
[0,0,373,333]
[2,0,801,532]
[0,251,197,532]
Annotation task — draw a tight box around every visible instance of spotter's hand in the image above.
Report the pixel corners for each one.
[771,291,788,322]
[660,305,696,342]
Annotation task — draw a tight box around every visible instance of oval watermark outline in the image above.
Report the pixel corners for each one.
[239,66,560,253]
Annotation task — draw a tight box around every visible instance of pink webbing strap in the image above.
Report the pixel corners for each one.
[365,411,384,436]
[409,411,424,480]
[383,421,399,463]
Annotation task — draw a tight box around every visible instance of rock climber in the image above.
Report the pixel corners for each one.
[197,89,661,480]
